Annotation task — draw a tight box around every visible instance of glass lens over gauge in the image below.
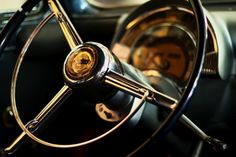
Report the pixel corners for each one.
[130,23,196,85]
[111,7,201,88]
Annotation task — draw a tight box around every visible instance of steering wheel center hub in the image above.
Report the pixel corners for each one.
[63,42,114,88]
[65,46,97,81]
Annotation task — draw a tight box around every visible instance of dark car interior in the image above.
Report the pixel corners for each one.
[0,0,236,157]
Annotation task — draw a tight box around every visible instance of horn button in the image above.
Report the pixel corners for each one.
[65,47,97,80]
[63,42,113,88]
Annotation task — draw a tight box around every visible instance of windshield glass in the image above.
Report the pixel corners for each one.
[0,0,26,13]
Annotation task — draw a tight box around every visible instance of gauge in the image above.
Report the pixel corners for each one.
[112,4,219,88]
[130,23,196,84]
[112,7,198,87]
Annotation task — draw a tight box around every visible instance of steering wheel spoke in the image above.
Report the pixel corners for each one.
[6,85,72,154]
[104,71,177,110]
[23,85,72,131]
[33,85,72,125]
[48,0,83,49]
[13,84,73,131]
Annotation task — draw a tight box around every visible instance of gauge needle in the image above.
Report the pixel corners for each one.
[144,49,156,69]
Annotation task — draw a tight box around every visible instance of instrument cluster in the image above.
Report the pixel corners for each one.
[111,1,219,89]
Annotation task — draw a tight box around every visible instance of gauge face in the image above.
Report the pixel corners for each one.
[111,7,212,87]
[130,24,195,85]
[132,43,187,79]
[112,4,218,90]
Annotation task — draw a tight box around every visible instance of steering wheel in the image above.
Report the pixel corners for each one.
[0,0,207,156]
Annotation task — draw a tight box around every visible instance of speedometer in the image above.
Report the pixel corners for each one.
[112,0,223,92]
[130,23,195,84]
[112,4,199,87]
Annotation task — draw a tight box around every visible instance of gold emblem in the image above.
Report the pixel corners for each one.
[66,47,97,80]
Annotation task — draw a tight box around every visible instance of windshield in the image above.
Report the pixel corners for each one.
[0,0,26,13]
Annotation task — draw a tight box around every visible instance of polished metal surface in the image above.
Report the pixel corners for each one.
[203,51,218,75]
[180,115,228,152]
[202,17,219,75]
[104,70,177,110]
[112,4,219,80]
[65,46,97,80]
[7,12,73,153]
[112,6,198,87]
[63,42,112,87]
[48,0,82,49]
[3,0,208,156]
[8,0,158,150]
